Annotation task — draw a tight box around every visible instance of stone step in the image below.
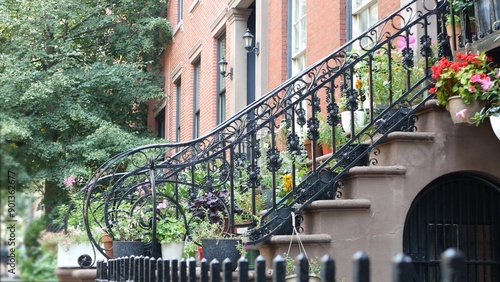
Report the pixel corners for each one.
[300,199,372,234]
[260,233,332,269]
[369,132,435,166]
[340,165,406,199]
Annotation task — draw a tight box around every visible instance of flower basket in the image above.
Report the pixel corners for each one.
[447,96,486,124]
[430,52,499,125]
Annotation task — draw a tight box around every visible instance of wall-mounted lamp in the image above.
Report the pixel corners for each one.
[218,57,233,79]
[243,28,259,56]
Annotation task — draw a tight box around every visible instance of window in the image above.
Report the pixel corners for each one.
[352,0,378,48]
[193,61,200,138]
[155,108,165,139]
[175,81,181,142]
[292,0,306,75]
[216,34,227,125]
[177,0,183,24]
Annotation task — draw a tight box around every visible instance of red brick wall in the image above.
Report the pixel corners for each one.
[161,0,228,142]
[307,0,346,65]
[267,0,289,90]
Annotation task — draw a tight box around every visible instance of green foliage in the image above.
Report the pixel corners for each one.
[156,217,187,244]
[19,216,58,281]
[0,0,171,195]
[318,114,347,149]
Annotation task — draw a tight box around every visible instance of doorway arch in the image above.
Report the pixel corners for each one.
[403,173,500,281]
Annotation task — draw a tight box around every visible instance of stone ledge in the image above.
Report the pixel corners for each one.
[268,233,331,245]
[343,165,406,178]
[307,199,371,211]
[384,131,435,143]
[72,269,97,281]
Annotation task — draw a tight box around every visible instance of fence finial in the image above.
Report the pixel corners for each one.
[392,253,413,282]
[353,251,370,282]
[440,248,465,282]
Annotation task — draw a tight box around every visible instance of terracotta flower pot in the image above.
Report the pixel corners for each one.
[447,96,485,124]
[101,234,113,258]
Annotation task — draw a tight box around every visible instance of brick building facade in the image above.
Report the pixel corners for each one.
[149,0,383,142]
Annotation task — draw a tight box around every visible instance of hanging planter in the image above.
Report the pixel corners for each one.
[447,96,485,124]
[490,116,500,140]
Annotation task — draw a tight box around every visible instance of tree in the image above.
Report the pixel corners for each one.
[0,0,172,215]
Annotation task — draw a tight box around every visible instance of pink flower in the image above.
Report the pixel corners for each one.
[497,69,500,77]
[157,199,168,209]
[396,35,415,51]
[470,74,481,83]
[480,76,493,90]
[64,174,76,188]
[136,185,146,197]
[456,109,467,119]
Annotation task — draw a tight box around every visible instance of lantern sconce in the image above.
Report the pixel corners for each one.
[218,57,233,79]
[243,28,260,56]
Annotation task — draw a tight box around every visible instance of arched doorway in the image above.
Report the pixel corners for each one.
[403,173,500,281]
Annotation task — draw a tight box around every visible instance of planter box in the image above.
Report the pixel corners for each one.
[57,242,106,268]
[202,239,241,271]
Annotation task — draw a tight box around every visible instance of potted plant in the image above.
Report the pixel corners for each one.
[354,37,423,115]
[188,189,243,271]
[318,114,347,154]
[112,207,147,258]
[283,253,321,282]
[338,92,366,135]
[156,209,189,260]
[429,52,498,124]
[52,175,107,268]
[189,219,242,271]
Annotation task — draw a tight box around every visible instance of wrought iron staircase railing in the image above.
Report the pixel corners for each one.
[82,0,496,259]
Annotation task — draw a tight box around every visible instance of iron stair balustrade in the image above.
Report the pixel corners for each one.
[82,0,456,254]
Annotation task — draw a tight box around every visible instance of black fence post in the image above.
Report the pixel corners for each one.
[181,259,188,282]
[172,259,179,282]
[188,258,197,282]
[296,254,309,282]
[353,251,370,282]
[133,256,140,282]
[391,253,414,282]
[237,256,249,282]
[441,248,465,282]
[273,255,286,282]
[223,258,233,282]
[320,254,335,282]
[254,256,267,282]
[210,259,221,282]
[200,258,209,282]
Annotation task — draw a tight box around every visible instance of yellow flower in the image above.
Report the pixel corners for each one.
[355,79,363,90]
[282,174,292,192]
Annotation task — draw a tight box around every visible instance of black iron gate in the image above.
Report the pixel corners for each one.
[403,173,500,281]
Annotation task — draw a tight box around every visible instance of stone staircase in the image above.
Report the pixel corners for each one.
[257,99,499,280]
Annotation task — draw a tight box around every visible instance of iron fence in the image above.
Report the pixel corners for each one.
[95,249,466,282]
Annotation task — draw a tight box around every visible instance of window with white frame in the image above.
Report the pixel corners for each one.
[292,0,306,76]
[352,0,378,48]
